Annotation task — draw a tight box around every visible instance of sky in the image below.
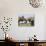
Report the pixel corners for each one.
[17,13,35,18]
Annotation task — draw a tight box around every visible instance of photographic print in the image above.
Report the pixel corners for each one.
[18,14,35,27]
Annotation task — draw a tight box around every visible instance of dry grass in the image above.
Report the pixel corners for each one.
[18,23,33,27]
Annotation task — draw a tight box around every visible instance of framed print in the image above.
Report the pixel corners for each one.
[18,14,35,27]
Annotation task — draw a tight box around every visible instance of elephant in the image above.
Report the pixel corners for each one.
[18,16,27,24]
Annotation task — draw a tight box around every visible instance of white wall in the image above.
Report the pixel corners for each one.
[44,15,46,40]
[0,0,46,40]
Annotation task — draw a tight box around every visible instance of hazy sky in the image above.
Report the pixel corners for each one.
[18,13,35,18]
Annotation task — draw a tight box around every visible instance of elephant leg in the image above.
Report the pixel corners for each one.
[25,20,27,24]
